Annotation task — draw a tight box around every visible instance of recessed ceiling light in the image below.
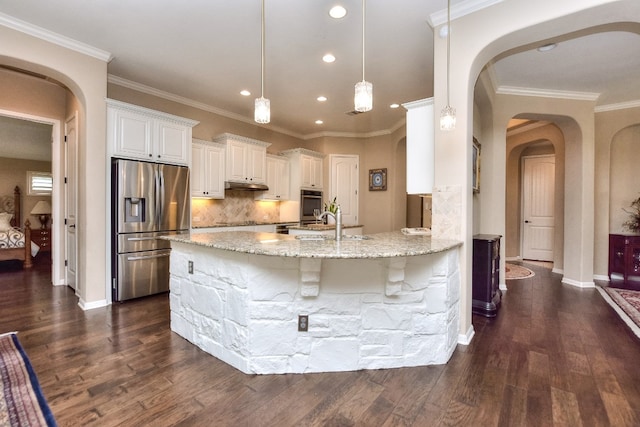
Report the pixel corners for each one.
[390,103,400,109]
[240,90,251,96]
[329,6,347,19]
[315,120,324,125]
[537,43,557,52]
[322,53,336,63]
[317,96,327,102]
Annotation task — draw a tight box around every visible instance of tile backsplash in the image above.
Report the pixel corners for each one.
[191,190,280,226]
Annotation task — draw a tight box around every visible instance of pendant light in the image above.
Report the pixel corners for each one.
[354,0,372,112]
[255,0,270,123]
[440,0,456,131]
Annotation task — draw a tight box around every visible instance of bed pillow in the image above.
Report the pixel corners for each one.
[0,212,13,231]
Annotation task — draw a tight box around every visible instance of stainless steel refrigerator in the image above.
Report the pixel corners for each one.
[111,158,190,301]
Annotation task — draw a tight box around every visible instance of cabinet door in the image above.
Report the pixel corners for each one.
[191,143,207,197]
[112,108,153,160]
[156,120,190,165]
[311,156,323,189]
[205,145,225,199]
[247,144,266,183]
[257,156,278,200]
[301,155,313,188]
[276,157,290,200]
[226,140,247,182]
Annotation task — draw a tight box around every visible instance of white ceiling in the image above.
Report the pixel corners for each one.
[0,116,52,162]
[0,1,639,139]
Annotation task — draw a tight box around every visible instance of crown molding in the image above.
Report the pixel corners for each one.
[428,0,503,28]
[0,12,112,62]
[496,85,600,102]
[595,99,640,113]
[109,74,405,141]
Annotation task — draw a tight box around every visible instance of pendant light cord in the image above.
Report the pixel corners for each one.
[446,0,451,107]
[261,0,265,98]
[362,0,366,81]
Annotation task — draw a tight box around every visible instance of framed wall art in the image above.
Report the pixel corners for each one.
[472,137,480,193]
[369,168,387,191]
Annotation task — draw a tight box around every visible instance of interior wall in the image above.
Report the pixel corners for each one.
[0,157,52,227]
[609,124,640,233]
[594,106,640,277]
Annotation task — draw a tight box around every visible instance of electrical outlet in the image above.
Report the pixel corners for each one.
[188,260,193,274]
[298,315,308,332]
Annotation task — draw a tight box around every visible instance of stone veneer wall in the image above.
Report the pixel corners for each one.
[169,241,461,374]
[191,190,280,227]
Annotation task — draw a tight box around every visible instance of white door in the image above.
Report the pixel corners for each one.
[522,155,555,261]
[330,155,359,225]
[65,114,78,291]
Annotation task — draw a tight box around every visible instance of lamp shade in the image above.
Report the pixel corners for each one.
[30,200,52,215]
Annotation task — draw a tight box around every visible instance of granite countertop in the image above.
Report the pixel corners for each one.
[287,223,364,231]
[163,231,461,259]
[192,221,296,229]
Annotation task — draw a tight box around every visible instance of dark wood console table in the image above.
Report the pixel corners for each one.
[609,234,640,290]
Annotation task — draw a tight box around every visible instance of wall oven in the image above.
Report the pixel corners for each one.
[300,189,323,224]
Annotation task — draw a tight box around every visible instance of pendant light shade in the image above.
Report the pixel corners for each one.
[440,0,455,131]
[255,0,270,124]
[354,0,372,112]
[355,80,372,112]
[255,97,270,123]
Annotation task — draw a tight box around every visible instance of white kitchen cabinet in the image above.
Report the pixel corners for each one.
[191,140,225,198]
[402,98,434,194]
[256,155,290,201]
[107,99,198,165]
[301,154,323,189]
[213,133,270,184]
[281,148,324,191]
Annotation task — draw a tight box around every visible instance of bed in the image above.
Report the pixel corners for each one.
[0,186,35,268]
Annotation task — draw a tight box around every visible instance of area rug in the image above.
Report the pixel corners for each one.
[0,332,56,426]
[597,287,640,339]
[505,263,535,280]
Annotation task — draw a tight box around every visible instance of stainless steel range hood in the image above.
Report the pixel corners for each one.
[224,181,269,191]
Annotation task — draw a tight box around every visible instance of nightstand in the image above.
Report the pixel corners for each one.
[32,228,51,253]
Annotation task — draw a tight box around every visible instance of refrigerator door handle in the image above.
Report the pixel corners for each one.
[127,252,171,261]
[154,169,161,225]
[159,170,165,223]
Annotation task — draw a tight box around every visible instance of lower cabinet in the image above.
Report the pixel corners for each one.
[609,234,640,289]
[472,234,502,317]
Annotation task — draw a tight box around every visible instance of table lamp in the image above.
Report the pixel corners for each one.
[30,200,51,229]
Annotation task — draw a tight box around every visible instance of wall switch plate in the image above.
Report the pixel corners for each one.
[298,315,308,332]
[188,260,193,274]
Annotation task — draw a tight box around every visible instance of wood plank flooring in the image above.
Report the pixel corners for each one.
[1,258,639,426]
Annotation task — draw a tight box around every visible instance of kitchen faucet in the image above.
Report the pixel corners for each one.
[318,205,342,241]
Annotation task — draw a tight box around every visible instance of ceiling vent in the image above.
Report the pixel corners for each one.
[345,110,366,116]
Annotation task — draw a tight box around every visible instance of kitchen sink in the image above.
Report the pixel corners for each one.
[294,234,371,241]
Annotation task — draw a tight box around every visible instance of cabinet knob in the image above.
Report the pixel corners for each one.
[524,220,530,223]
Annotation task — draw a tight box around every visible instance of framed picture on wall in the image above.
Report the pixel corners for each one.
[472,137,480,193]
[369,168,387,191]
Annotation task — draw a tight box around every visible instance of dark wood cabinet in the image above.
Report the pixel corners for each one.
[609,234,640,290]
[31,228,51,253]
[472,234,502,317]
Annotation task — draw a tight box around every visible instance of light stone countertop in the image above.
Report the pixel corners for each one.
[287,223,363,231]
[163,231,461,259]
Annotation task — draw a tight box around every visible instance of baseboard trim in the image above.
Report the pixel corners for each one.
[593,274,610,282]
[499,282,508,291]
[562,277,596,288]
[505,256,522,262]
[552,268,564,275]
[458,325,475,345]
[78,298,108,311]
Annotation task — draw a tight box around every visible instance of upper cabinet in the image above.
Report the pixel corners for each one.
[191,139,225,199]
[282,148,324,191]
[107,99,199,165]
[256,155,290,201]
[402,98,434,195]
[213,133,271,184]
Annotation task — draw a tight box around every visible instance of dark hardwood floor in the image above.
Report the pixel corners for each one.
[1,258,639,426]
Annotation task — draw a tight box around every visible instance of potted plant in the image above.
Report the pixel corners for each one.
[622,195,640,233]
[324,197,338,224]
